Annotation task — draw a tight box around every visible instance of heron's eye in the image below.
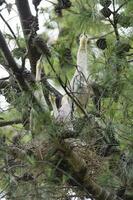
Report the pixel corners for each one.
[80,34,84,38]
[85,34,88,39]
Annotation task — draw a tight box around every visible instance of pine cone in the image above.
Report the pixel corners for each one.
[54,5,62,17]
[64,48,72,61]
[59,0,72,9]
[33,36,51,57]
[55,0,71,16]
[101,7,112,18]
[100,0,112,7]
[96,38,107,50]
[20,173,34,181]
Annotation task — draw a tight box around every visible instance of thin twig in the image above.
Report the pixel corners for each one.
[108,17,114,26]
[112,0,115,12]
[108,12,120,40]
[0,76,9,81]
[0,13,20,48]
[116,1,128,13]
[46,56,90,119]
[128,59,133,63]
[89,30,114,40]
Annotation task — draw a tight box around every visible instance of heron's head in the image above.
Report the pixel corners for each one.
[79,33,91,47]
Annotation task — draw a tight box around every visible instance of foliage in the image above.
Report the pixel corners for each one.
[0,0,133,200]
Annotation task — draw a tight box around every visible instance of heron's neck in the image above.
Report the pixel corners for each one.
[77,46,88,71]
[79,41,87,51]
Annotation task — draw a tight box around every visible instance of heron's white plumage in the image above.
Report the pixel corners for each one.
[34,57,48,110]
[30,34,92,133]
[30,57,48,135]
[70,34,92,108]
[57,95,72,122]
[50,34,92,130]
[49,95,59,119]
[57,95,73,130]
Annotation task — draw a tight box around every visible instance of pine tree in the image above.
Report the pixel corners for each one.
[0,0,133,199]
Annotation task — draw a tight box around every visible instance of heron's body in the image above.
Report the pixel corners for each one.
[30,57,48,135]
[50,34,92,129]
[70,34,92,108]
[30,34,93,132]
[35,57,48,110]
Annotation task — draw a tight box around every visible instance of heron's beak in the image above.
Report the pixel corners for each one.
[85,35,91,43]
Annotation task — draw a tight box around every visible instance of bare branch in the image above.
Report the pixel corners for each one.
[15,0,41,74]
[0,76,9,81]
[116,1,128,13]
[0,30,29,90]
[0,31,20,73]
[0,13,20,47]
[15,0,33,36]
[108,16,120,41]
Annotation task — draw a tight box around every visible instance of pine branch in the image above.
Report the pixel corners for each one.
[59,138,123,200]
[0,79,9,91]
[15,0,41,74]
[0,13,20,48]
[116,1,128,13]
[0,30,29,90]
[0,77,9,81]
[0,119,22,127]
[128,59,133,63]
[126,53,133,56]
[46,56,89,118]
[0,31,19,73]
[108,16,120,41]
[0,31,48,112]
[15,0,33,36]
